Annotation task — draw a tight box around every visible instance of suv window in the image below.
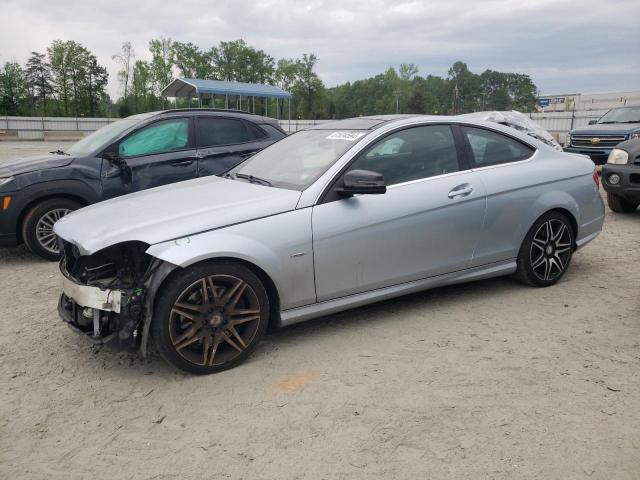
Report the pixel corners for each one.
[260,124,286,140]
[197,117,251,147]
[119,118,189,158]
[462,126,534,166]
[348,125,459,186]
[246,122,268,140]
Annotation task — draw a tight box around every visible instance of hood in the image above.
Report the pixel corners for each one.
[571,123,640,136]
[0,153,74,177]
[54,176,301,256]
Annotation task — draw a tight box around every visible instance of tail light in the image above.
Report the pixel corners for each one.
[592,170,600,188]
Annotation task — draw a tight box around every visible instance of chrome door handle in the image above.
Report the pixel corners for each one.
[448,185,474,199]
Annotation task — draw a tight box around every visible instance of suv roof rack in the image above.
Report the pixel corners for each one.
[159,108,253,115]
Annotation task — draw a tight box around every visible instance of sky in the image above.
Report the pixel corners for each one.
[1,0,639,100]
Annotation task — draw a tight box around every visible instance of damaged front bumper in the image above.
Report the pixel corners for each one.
[56,238,179,355]
[58,265,143,350]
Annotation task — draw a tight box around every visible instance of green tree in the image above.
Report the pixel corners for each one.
[48,40,73,115]
[293,53,324,118]
[86,57,109,116]
[447,61,481,113]
[0,62,27,115]
[128,60,159,113]
[149,37,174,93]
[171,41,213,78]
[399,63,419,81]
[25,51,54,115]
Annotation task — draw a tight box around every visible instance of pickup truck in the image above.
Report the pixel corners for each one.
[565,106,640,164]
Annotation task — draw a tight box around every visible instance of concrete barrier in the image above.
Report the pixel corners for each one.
[0,112,611,144]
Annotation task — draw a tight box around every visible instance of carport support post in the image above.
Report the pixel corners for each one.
[288,98,291,133]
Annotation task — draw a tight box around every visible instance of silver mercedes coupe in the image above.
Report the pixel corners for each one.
[54,115,605,374]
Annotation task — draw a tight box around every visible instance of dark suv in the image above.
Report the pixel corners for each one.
[565,106,640,164]
[601,138,640,213]
[0,109,286,259]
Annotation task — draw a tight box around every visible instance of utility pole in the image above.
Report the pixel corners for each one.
[393,90,402,114]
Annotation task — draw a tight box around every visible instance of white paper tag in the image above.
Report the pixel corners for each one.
[326,131,365,141]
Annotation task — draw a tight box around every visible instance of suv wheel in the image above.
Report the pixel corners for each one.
[152,261,270,375]
[22,198,81,261]
[606,193,638,213]
[515,211,574,287]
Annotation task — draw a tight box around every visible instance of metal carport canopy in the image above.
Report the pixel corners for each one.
[161,78,292,99]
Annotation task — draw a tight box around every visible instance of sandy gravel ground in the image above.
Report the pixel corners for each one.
[1,142,639,479]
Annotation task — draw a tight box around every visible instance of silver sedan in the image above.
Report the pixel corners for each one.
[54,115,605,374]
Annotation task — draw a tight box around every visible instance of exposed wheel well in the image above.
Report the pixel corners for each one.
[16,194,88,243]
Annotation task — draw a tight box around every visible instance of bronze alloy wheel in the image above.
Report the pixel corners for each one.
[169,274,263,367]
[152,262,270,374]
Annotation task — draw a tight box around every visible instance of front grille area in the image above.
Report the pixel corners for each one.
[571,135,627,148]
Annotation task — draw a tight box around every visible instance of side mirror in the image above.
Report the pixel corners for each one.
[588,120,598,125]
[103,149,132,184]
[103,150,119,162]
[336,169,386,197]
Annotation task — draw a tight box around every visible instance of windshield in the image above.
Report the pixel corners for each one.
[67,119,141,156]
[230,129,368,190]
[598,106,640,124]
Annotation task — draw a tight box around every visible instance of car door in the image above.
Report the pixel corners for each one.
[101,116,198,199]
[458,125,537,266]
[195,116,272,176]
[311,124,487,302]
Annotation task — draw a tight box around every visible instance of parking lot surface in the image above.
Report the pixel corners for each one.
[1,141,639,479]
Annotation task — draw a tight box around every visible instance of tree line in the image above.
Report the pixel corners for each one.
[0,37,538,119]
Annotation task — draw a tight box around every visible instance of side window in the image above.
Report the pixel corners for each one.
[348,125,459,186]
[462,126,534,166]
[118,119,189,158]
[246,122,268,140]
[260,124,286,140]
[197,118,250,147]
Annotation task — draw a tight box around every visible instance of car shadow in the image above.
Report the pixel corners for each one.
[264,275,520,344]
[0,244,48,265]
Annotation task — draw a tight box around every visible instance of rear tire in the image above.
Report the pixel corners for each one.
[152,261,270,375]
[607,193,638,213]
[515,211,574,287]
[21,198,80,261]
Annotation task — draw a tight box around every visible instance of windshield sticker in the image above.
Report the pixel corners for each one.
[326,131,365,141]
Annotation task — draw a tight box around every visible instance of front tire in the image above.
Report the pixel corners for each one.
[21,198,80,261]
[607,193,638,213]
[152,261,270,375]
[515,212,574,287]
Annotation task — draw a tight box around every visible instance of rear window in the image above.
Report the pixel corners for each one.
[197,117,250,147]
[462,126,534,166]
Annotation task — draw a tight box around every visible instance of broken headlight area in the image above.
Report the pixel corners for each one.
[58,240,156,349]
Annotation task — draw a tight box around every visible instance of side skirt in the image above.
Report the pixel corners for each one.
[279,259,517,327]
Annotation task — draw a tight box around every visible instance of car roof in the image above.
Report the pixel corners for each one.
[310,115,421,131]
[134,108,279,124]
